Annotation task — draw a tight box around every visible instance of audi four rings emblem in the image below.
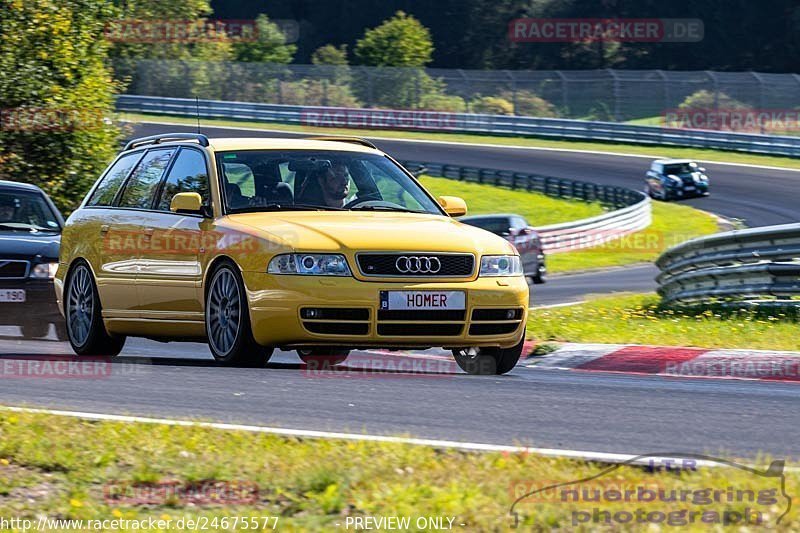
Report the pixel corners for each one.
[396,256,441,274]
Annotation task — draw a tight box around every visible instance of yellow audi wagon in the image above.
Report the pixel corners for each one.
[55,134,529,374]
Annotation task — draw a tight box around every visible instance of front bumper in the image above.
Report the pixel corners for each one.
[0,279,61,327]
[242,273,529,349]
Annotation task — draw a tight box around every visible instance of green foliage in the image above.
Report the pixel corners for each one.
[311,44,348,66]
[354,11,433,67]
[499,90,558,117]
[469,96,514,115]
[311,45,351,85]
[232,14,296,64]
[0,0,121,213]
[418,93,467,112]
[678,89,752,110]
[279,80,360,107]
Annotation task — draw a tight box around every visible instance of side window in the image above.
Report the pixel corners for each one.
[156,149,209,211]
[118,149,176,209]
[86,152,142,207]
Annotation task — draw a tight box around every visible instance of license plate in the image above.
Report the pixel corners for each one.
[0,289,25,303]
[380,290,465,311]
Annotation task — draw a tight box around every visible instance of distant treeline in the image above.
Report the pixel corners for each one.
[212,0,800,72]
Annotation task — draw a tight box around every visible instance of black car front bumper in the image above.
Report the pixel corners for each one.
[0,279,61,328]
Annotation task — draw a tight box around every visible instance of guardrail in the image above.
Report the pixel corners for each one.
[116,94,800,157]
[656,224,800,306]
[400,162,651,254]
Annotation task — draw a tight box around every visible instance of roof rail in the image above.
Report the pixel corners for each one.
[124,133,210,151]
[308,136,377,150]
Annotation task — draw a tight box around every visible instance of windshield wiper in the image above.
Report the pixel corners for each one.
[230,203,345,214]
[349,205,424,213]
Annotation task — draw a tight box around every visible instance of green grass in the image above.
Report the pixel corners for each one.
[0,410,795,531]
[528,293,800,350]
[419,176,605,226]
[547,201,719,273]
[120,111,800,170]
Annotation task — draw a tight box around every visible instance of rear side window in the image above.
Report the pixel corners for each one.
[118,149,176,209]
[156,149,209,211]
[86,152,142,207]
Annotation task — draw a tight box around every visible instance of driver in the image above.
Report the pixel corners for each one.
[0,197,17,222]
[319,161,351,208]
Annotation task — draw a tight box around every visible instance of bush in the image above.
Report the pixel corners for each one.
[499,90,558,117]
[418,93,467,112]
[279,80,360,107]
[0,0,121,214]
[678,89,752,110]
[469,96,514,115]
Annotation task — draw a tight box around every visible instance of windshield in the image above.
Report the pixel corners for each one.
[0,189,61,232]
[664,163,697,175]
[216,150,443,215]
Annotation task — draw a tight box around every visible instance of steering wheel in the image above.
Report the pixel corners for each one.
[343,195,399,209]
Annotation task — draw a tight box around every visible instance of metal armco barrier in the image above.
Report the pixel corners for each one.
[400,162,651,254]
[116,94,800,157]
[656,224,800,306]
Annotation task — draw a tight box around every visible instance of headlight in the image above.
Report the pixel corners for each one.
[30,262,58,279]
[267,254,351,276]
[479,255,523,277]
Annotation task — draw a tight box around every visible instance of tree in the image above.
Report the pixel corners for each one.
[354,11,433,67]
[0,0,121,213]
[311,44,348,66]
[233,14,296,64]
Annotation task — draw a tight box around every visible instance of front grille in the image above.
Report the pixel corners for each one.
[377,323,463,336]
[303,322,369,335]
[301,308,369,321]
[472,308,524,321]
[0,260,29,279]
[357,254,474,277]
[469,323,520,336]
[378,309,466,321]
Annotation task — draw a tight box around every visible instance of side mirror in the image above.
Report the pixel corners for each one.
[698,167,706,173]
[437,195,467,217]
[170,192,204,215]
[521,227,535,236]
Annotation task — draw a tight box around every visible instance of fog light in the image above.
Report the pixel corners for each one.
[301,308,320,319]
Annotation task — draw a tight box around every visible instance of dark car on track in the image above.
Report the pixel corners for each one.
[645,159,710,200]
[0,180,65,339]
[460,214,546,284]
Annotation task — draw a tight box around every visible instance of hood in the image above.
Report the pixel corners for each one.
[0,231,60,262]
[225,212,516,255]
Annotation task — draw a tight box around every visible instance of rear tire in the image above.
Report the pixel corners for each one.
[452,338,524,375]
[297,349,350,369]
[64,261,125,356]
[205,261,273,367]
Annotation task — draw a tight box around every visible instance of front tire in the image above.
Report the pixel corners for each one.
[452,338,525,375]
[65,262,125,356]
[205,261,272,367]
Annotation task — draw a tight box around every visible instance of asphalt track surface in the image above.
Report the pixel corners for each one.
[1,121,798,458]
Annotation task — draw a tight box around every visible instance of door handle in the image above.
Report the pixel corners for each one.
[143,227,154,239]
[100,224,109,234]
